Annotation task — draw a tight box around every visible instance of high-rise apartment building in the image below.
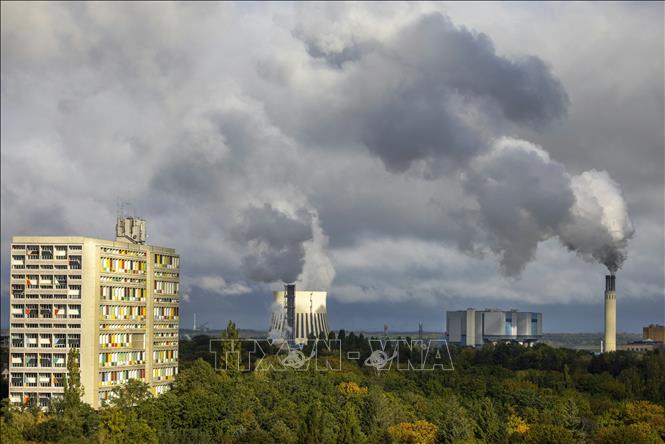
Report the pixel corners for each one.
[8,218,179,408]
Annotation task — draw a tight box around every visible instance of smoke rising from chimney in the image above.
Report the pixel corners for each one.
[236,203,313,284]
[235,203,336,288]
[463,138,634,275]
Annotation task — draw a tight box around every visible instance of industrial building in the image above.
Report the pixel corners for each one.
[270,285,330,345]
[643,324,665,342]
[8,217,179,408]
[446,308,542,347]
[620,324,665,352]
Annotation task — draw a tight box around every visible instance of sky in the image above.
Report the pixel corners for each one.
[1,2,663,333]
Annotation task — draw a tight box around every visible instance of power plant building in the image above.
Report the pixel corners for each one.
[446,308,542,347]
[270,287,330,345]
[8,217,180,408]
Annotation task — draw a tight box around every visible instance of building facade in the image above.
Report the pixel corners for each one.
[9,222,179,408]
[643,324,665,342]
[446,308,542,347]
[270,290,330,345]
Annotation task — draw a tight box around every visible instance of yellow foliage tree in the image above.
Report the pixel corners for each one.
[337,381,368,396]
[506,413,529,435]
[388,420,438,444]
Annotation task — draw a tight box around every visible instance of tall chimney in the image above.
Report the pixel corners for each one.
[284,284,296,344]
[604,274,616,352]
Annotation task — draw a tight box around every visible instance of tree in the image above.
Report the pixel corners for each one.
[63,347,84,409]
[220,320,241,374]
[388,420,438,444]
[337,403,364,444]
[107,379,151,409]
[301,401,324,444]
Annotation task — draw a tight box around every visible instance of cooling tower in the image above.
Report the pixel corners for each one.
[604,274,616,352]
[270,289,330,345]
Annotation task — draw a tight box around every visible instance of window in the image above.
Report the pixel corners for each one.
[26,304,38,318]
[11,354,23,367]
[25,373,37,387]
[25,354,37,367]
[55,276,67,289]
[54,305,66,319]
[11,374,23,387]
[68,305,81,319]
[53,373,64,387]
[54,334,66,348]
[11,304,24,318]
[40,353,52,367]
[26,334,38,348]
[40,304,52,319]
[39,373,51,387]
[53,354,66,368]
[68,334,80,348]
[39,393,51,407]
[39,334,52,347]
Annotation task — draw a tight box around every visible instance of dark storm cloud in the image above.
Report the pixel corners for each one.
[289,12,569,173]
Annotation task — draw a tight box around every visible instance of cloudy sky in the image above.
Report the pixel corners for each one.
[2,2,663,333]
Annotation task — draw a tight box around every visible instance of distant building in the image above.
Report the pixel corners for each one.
[620,324,665,352]
[621,339,664,353]
[446,308,542,347]
[643,324,665,342]
[9,217,179,409]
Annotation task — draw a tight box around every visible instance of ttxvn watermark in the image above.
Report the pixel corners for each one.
[209,338,454,372]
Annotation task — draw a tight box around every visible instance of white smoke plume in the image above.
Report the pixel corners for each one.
[463,138,634,275]
[561,170,634,273]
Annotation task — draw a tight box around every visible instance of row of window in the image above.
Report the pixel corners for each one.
[153,340,178,347]
[12,244,81,252]
[153,306,179,320]
[99,369,146,386]
[11,263,80,270]
[152,366,177,381]
[154,254,179,269]
[11,292,82,300]
[11,304,81,319]
[154,323,179,330]
[11,353,67,368]
[100,305,146,321]
[153,350,178,364]
[100,247,146,257]
[154,271,179,279]
[100,258,146,274]
[99,333,145,349]
[11,373,66,388]
[9,392,60,408]
[101,286,146,302]
[100,323,145,331]
[154,280,178,294]
[11,323,81,330]
[100,275,145,284]
[99,351,146,367]
[11,333,80,348]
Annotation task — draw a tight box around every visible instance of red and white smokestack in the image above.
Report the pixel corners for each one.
[604,274,616,352]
